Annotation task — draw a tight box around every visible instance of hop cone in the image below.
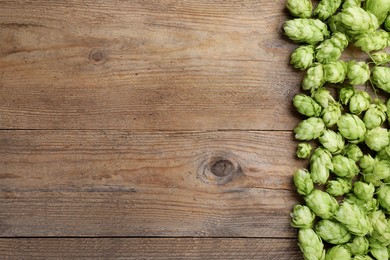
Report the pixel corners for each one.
[319,129,344,154]
[298,228,326,260]
[365,127,389,152]
[370,51,390,65]
[312,87,335,108]
[315,220,351,245]
[305,189,338,219]
[286,0,313,18]
[334,201,372,236]
[370,246,389,260]
[310,147,333,184]
[353,255,374,260]
[346,61,370,85]
[322,103,342,127]
[323,61,347,83]
[314,0,342,21]
[353,181,375,201]
[326,177,352,196]
[342,0,362,9]
[338,85,355,105]
[344,143,363,162]
[365,0,390,25]
[349,90,371,115]
[372,66,390,93]
[302,64,325,91]
[294,117,326,140]
[284,18,330,44]
[329,6,379,37]
[293,94,322,117]
[297,142,312,159]
[316,32,348,63]
[363,101,387,129]
[369,210,390,246]
[337,114,366,143]
[325,245,351,260]
[354,30,390,53]
[291,45,315,70]
[347,236,369,255]
[294,169,314,196]
[345,193,379,214]
[377,185,390,212]
[332,154,359,178]
[291,205,316,228]
[385,14,390,31]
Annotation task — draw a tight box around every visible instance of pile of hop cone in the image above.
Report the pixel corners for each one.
[285,0,390,259]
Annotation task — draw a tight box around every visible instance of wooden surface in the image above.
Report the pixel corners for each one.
[0,0,304,259]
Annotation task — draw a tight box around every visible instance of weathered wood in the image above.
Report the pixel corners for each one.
[0,0,302,130]
[0,130,304,237]
[0,238,301,259]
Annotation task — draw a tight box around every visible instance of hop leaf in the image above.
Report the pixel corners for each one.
[294,117,326,140]
[305,189,339,219]
[334,201,372,236]
[284,18,330,44]
[298,228,326,260]
[286,0,313,18]
[293,94,322,117]
[291,205,316,228]
[372,66,390,93]
[315,220,351,245]
[291,45,315,70]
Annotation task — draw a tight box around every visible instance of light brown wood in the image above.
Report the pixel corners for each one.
[0,0,302,131]
[0,130,304,237]
[0,238,301,259]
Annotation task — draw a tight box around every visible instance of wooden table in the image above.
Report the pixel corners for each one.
[0,1,306,258]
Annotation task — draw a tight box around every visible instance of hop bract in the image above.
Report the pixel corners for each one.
[284,18,330,44]
[286,0,313,18]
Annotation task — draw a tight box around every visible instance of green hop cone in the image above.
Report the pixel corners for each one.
[297,142,312,159]
[372,66,390,93]
[323,61,347,83]
[315,220,351,245]
[370,51,390,65]
[347,236,369,255]
[294,117,326,140]
[326,177,352,196]
[346,61,370,85]
[342,0,362,9]
[314,0,342,21]
[369,210,390,246]
[370,246,389,260]
[353,181,375,201]
[284,18,330,44]
[373,160,390,180]
[365,0,390,25]
[325,245,351,260]
[294,169,314,196]
[290,45,315,70]
[293,94,322,117]
[310,147,333,184]
[291,205,316,228]
[363,100,387,129]
[312,87,335,108]
[337,114,366,144]
[305,189,338,219]
[322,102,342,127]
[377,185,390,212]
[286,0,313,18]
[353,256,374,260]
[349,90,371,115]
[319,129,344,154]
[315,32,348,63]
[331,154,359,178]
[302,64,325,91]
[360,154,376,174]
[386,98,390,122]
[334,201,372,236]
[344,143,363,162]
[338,85,355,105]
[328,6,379,37]
[345,193,379,214]
[298,228,326,260]
[365,127,389,152]
[385,14,390,31]
[354,30,390,53]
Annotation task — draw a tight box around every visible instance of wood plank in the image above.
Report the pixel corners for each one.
[0,238,301,259]
[0,130,304,237]
[0,0,302,130]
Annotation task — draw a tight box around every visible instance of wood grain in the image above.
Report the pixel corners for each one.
[0,130,304,237]
[0,0,302,131]
[0,238,301,259]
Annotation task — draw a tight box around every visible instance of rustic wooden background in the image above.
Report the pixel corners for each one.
[0,0,306,258]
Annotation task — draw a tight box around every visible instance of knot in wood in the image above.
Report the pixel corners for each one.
[198,154,241,185]
[89,49,106,64]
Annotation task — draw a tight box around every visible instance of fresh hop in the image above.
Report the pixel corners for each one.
[284,0,390,259]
